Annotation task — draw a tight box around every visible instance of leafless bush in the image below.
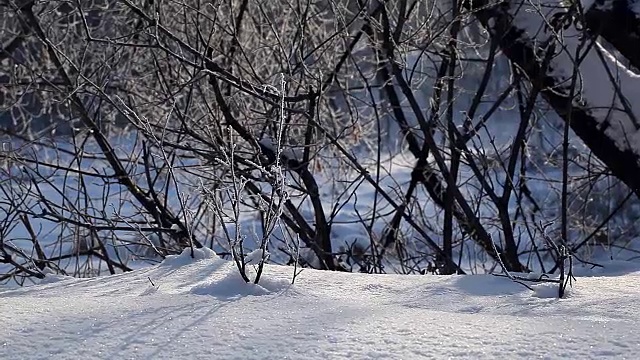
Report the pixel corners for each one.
[1,0,639,286]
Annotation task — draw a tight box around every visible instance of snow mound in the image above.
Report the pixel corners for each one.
[190,270,289,300]
[532,282,563,298]
[189,274,270,299]
[158,247,219,268]
[39,268,73,285]
[573,260,640,277]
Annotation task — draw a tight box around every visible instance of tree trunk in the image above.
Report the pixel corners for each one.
[584,0,640,71]
[468,0,640,197]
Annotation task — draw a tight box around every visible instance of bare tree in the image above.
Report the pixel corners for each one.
[1,0,639,285]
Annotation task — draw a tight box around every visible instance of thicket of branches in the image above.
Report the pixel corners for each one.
[1,0,638,288]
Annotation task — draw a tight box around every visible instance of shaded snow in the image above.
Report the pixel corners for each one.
[1,250,640,359]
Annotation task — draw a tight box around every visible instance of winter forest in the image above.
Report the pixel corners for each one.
[1,0,640,358]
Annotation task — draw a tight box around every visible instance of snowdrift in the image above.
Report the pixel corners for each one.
[1,249,639,359]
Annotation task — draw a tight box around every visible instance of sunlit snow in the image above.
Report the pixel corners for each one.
[1,248,639,359]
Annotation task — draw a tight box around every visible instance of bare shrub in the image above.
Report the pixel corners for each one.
[0,0,639,291]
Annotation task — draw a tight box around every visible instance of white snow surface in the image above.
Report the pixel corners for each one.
[2,248,640,359]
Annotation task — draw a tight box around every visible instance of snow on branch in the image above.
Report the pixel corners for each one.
[546,24,640,158]
[468,0,640,194]
[584,0,640,70]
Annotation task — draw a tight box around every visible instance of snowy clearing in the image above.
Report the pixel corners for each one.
[1,249,639,359]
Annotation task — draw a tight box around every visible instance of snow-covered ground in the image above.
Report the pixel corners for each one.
[2,248,639,359]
